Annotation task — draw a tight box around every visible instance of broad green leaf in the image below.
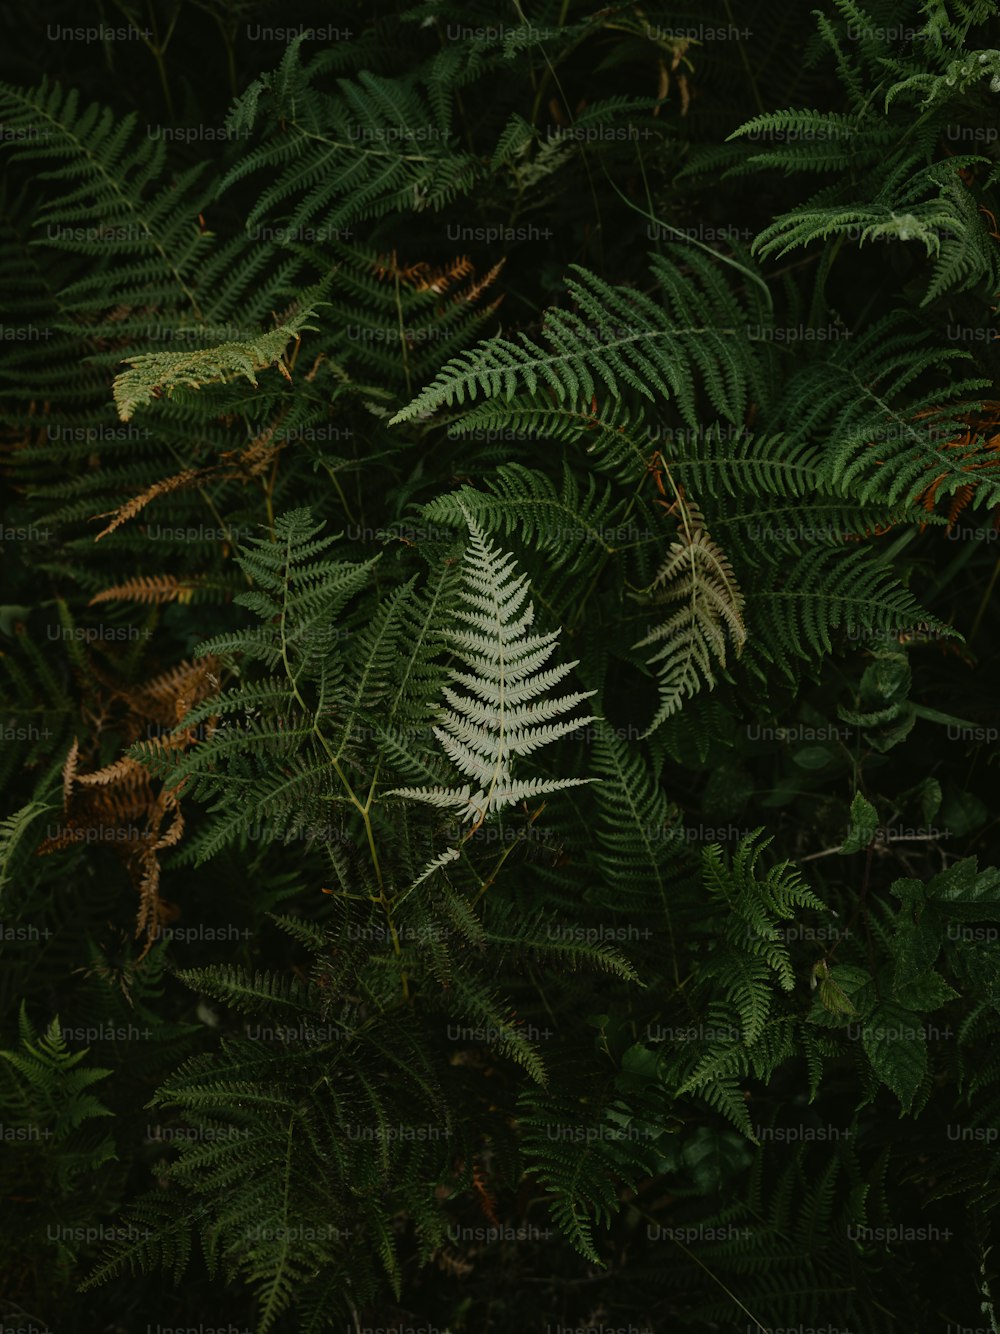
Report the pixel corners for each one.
[860,1003,928,1112]
[840,792,879,854]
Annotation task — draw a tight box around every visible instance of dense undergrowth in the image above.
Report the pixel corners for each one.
[2,1,1000,1330]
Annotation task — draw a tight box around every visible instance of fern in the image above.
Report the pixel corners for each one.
[221,38,482,233]
[390,249,770,430]
[3,2,1000,1328]
[112,313,319,420]
[0,77,212,319]
[0,795,58,899]
[633,498,747,733]
[518,1082,664,1264]
[0,1003,118,1281]
[387,508,597,826]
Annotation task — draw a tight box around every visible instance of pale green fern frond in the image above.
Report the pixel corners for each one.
[386,509,596,825]
[634,501,747,735]
[112,311,320,421]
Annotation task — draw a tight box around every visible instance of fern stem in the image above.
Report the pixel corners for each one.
[149,47,175,123]
[722,0,764,116]
[522,0,573,132]
[144,0,181,121]
[213,10,239,99]
[263,454,278,540]
[289,125,445,165]
[392,264,412,399]
[272,530,408,992]
[514,0,606,270]
[160,439,244,566]
[600,166,774,315]
[969,551,1000,643]
[633,1204,773,1331]
[324,461,359,528]
[470,803,546,906]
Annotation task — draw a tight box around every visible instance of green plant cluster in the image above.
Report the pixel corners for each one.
[2,1,1000,1330]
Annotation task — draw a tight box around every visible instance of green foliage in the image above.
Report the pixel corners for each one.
[2,0,1000,1330]
[112,314,319,420]
[0,1004,117,1284]
[390,250,771,428]
[221,36,483,233]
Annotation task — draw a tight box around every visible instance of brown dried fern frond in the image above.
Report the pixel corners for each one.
[132,789,186,953]
[62,737,79,809]
[127,655,220,721]
[374,251,475,292]
[914,400,1000,530]
[152,792,185,851]
[134,840,164,949]
[471,1160,501,1227]
[88,785,156,828]
[92,466,214,541]
[90,575,198,606]
[33,619,215,955]
[223,414,286,479]
[458,259,506,310]
[74,754,146,787]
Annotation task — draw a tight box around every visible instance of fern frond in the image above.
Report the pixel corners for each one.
[518,1083,662,1263]
[221,41,481,234]
[92,466,208,540]
[420,462,635,576]
[0,797,57,897]
[634,500,746,733]
[89,575,201,605]
[386,509,596,825]
[747,545,954,681]
[113,315,318,421]
[390,250,769,430]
